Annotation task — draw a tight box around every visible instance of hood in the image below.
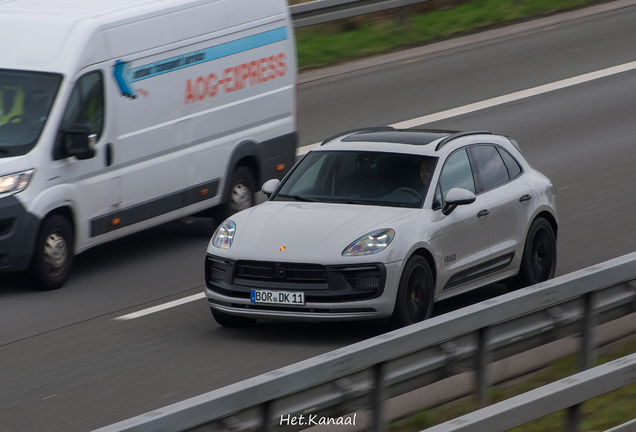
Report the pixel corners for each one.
[0,154,33,175]
[215,201,421,263]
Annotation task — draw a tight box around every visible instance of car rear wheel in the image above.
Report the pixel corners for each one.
[508,217,556,291]
[391,255,434,328]
[29,214,74,290]
[211,308,257,328]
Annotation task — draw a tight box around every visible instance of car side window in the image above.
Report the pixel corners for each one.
[496,146,522,179]
[438,148,475,202]
[60,71,104,140]
[471,145,509,192]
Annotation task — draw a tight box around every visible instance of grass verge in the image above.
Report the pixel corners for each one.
[296,0,605,70]
[389,335,636,432]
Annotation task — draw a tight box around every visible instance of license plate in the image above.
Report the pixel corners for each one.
[250,289,305,305]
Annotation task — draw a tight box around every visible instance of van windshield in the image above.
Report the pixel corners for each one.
[0,69,63,158]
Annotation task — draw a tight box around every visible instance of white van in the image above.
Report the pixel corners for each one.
[0,0,298,289]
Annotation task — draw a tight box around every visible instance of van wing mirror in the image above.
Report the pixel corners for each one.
[442,188,476,215]
[262,179,280,197]
[60,122,97,160]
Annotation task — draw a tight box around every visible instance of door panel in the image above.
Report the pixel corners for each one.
[438,195,491,290]
[482,180,532,261]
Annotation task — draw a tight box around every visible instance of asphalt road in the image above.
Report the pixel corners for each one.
[2,3,636,431]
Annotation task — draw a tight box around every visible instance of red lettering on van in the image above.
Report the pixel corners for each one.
[184,52,287,105]
[207,73,219,97]
[276,53,287,78]
[223,67,235,93]
[184,79,196,105]
[250,61,261,85]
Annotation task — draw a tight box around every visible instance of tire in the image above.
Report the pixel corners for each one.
[507,217,557,291]
[29,215,74,290]
[214,166,257,224]
[211,308,257,328]
[391,255,435,328]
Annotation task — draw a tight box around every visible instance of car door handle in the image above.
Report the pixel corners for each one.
[519,194,532,202]
[477,209,489,218]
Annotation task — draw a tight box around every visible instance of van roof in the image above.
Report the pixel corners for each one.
[0,0,287,73]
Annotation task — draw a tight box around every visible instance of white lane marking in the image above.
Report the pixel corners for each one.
[296,60,636,157]
[115,60,636,321]
[114,293,205,321]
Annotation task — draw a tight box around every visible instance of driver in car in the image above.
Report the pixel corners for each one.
[420,158,435,186]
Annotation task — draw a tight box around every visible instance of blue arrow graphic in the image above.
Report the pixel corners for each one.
[113,60,136,99]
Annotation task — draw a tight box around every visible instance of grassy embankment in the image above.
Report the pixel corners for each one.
[291,0,603,70]
[389,335,636,432]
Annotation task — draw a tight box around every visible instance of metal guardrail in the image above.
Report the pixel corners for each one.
[289,0,430,28]
[426,351,636,432]
[95,251,636,432]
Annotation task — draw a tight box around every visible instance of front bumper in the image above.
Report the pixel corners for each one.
[205,255,403,322]
[0,196,39,272]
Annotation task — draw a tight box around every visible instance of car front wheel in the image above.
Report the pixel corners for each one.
[508,217,557,291]
[391,255,435,328]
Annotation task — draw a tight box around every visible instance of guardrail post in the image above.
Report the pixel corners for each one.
[261,401,272,432]
[371,362,387,432]
[566,291,597,432]
[474,327,490,407]
[395,6,407,27]
[579,291,596,371]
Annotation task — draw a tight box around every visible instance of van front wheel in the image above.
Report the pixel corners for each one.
[29,215,74,290]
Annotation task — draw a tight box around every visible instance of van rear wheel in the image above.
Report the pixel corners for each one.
[215,166,256,223]
[29,215,74,290]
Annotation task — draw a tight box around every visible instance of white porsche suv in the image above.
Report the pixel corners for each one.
[205,128,557,328]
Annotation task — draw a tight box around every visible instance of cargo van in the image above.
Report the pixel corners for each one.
[0,0,298,289]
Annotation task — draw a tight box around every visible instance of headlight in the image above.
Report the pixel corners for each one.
[212,220,236,250]
[0,169,34,197]
[342,229,395,257]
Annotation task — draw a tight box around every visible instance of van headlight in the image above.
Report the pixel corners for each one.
[212,220,236,250]
[342,229,395,257]
[0,169,34,197]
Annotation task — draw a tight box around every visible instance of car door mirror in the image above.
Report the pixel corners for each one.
[442,188,476,215]
[262,179,280,197]
[60,121,97,160]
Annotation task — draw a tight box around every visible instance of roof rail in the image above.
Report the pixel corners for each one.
[434,130,492,151]
[320,126,395,146]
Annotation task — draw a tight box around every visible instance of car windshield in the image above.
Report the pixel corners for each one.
[274,151,438,208]
[0,69,63,158]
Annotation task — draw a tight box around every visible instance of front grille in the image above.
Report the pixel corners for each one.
[236,261,327,283]
[339,266,381,290]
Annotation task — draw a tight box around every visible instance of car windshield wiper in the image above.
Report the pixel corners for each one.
[0,147,9,154]
[276,193,320,202]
